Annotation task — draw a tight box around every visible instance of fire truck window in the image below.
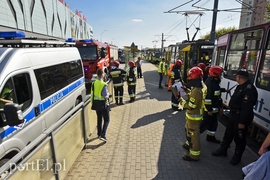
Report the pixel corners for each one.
[100,47,105,58]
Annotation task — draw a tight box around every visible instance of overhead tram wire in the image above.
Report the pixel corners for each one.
[165,0,255,42]
[167,18,185,34]
[199,13,240,32]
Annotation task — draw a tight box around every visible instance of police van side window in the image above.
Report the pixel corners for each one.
[0,74,32,112]
[35,60,83,100]
[69,60,83,82]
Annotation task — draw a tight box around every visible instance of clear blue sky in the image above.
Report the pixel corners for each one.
[64,0,242,49]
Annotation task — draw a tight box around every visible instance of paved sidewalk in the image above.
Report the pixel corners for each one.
[65,60,258,180]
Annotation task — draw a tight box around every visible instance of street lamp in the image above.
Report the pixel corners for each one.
[100,30,107,42]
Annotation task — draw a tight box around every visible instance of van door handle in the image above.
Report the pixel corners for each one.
[35,106,40,116]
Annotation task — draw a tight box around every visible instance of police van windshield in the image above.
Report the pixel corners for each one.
[77,45,97,61]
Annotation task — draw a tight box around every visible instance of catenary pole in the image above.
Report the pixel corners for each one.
[210,0,219,43]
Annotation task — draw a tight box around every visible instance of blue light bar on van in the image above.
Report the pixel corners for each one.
[65,38,75,42]
[83,39,94,43]
[0,31,25,39]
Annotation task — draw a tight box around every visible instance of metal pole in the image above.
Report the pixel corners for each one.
[161,33,164,58]
[210,0,219,43]
[100,30,107,42]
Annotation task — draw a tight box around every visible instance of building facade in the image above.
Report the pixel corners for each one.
[0,0,93,40]
[239,0,270,29]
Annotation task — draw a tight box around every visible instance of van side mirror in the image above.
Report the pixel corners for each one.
[3,103,24,126]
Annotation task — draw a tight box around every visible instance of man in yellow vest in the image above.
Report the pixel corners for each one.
[0,85,13,109]
[91,69,110,142]
[180,67,204,161]
[158,58,165,89]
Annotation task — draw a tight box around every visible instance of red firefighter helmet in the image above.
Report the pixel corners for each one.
[175,59,182,66]
[113,61,120,67]
[205,66,211,73]
[187,67,203,80]
[209,66,223,77]
[129,61,135,67]
[197,63,206,71]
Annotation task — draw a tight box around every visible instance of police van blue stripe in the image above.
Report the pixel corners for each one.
[0,78,84,139]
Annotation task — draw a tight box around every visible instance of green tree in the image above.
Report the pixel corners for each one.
[200,26,238,40]
[265,2,270,22]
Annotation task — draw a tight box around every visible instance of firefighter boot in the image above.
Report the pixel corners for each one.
[230,152,242,165]
[119,98,124,105]
[182,155,199,161]
[115,99,119,105]
[206,135,221,144]
[212,146,227,157]
[182,143,190,151]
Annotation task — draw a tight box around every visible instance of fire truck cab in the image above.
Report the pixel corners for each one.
[73,39,118,92]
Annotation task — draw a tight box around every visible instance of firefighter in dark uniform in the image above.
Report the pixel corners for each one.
[180,67,204,161]
[171,59,183,110]
[212,69,258,165]
[127,61,137,103]
[109,61,127,105]
[200,66,229,143]
[197,63,207,82]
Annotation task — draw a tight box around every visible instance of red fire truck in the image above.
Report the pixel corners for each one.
[73,39,118,91]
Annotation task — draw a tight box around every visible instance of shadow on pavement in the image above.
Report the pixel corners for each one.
[143,70,172,101]
[131,108,187,179]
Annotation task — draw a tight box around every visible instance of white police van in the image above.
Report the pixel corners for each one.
[0,31,86,166]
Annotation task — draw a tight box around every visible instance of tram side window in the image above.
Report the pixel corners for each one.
[0,74,32,112]
[35,60,83,100]
[256,35,270,90]
[225,29,262,82]
[217,47,226,67]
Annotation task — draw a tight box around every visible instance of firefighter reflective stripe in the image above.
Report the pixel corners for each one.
[190,150,200,156]
[186,113,203,120]
[171,102,179,108]
[180,98,186,106]
[185,141,190,146]
[188,101,197,108]
[188,97,197,108]
[110,70,122,77]
[128,82,136,86]
[113,83,124,87]
[207,131,216,136]
[204,99,212,105]
[214,90,221,96]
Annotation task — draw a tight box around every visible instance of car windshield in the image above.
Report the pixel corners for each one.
[77,45,97,61]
